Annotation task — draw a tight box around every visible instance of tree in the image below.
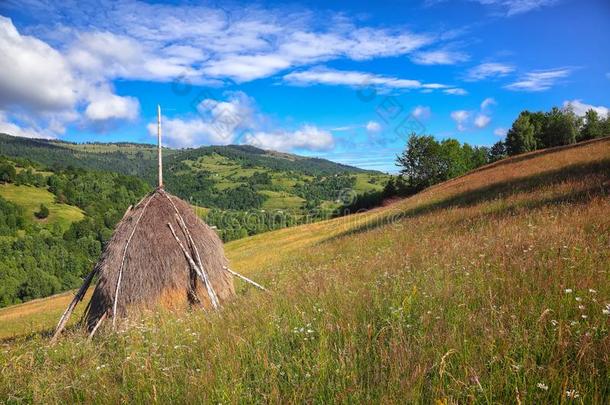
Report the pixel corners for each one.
[488,141,507,162]
[541,106,579,148]
[579,109,603,141]
[506,113,536,155]
[35,204,50,219]
[396,135,446,190]
[0,163,16,183]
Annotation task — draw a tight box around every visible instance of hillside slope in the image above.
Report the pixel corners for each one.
[0,138,608,403]
[0,133,387,213]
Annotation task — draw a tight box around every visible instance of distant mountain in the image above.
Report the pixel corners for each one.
[0,133,389,213]
[0,134,371,180]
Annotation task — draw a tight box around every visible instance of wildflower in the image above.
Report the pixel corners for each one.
[550,320,558,326]
[588,289,597,294]
[537,383,549,391]
[603,309,610,315]
[564,289,573,294]
[575,297,582,302]
[581,315,588,319]
[578,305,585,310]
[565,389,579,398]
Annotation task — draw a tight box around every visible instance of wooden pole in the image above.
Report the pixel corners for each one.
[50,269,97,344]
[223,266,269,292]
[167,223,220,310]
[157,104,163,188]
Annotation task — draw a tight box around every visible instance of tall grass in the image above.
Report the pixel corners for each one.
[0,138,609,403]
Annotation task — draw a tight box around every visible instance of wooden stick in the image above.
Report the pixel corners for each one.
[223,266,269,292]
[88,312,107,340]
[113,194,153,327]
[161,190,220,309]
[167,223,220,310]
[173,213,220,309]
[50,269,97,344]
[157,104,163,188]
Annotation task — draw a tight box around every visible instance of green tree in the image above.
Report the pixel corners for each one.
[0,163,16,183]
[35,204,50,219]
[488,141,507,162]
[579,109,603,141]
[506,113,536,155]
[396,135,445,190]
[541,107,579,148]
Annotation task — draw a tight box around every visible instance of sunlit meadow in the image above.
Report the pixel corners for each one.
[0,138,608,403]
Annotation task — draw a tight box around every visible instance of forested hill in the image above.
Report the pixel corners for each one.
[0,134,369,179]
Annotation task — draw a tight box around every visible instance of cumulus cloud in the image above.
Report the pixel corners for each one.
[465,62,514,81]
[0,17,142,138]
[85,92,140,122]
[505,68,572,91]
[243,125,335,151]
[366,121,382,133]
[450,110,470,131]
[562,100,609,117]
[474,114,491,129]
[0,16,77,111]
[412,106,431,120]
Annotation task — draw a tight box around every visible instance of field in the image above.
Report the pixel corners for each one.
[0,184,84,230]
[0,138,608,403]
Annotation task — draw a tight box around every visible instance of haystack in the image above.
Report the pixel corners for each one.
[83,187,234,330]
[51,106,266,342]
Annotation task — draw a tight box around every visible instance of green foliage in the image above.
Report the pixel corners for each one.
[0,196,25,236]
[542,106,579,147]
[0,162,16,183]
[34,204,49,219]
[579,109,604,141]
[396,134,490,192]
[0,158,150,308]
[488,140,507,162]
[506,112,537,155]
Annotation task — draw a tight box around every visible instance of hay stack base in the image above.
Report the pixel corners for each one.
[51,188,235,341]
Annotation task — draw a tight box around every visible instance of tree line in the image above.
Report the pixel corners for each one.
[492,105,609,158]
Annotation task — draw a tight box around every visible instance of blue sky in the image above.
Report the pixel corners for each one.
[0,0,608,172]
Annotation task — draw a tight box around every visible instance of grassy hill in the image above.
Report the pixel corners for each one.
[0,138,608,403]
[0,134,388,214]
[0,184,84,231]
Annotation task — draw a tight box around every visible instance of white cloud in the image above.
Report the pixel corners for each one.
[443,88,468,95]
[474,114,491,128]
[0,16,77,111]
[410,49,469,65]
[85,93,140,122]
[0,112,57,139]
[16,1,439,84]
[505,68,572,91]
[450,110,470,131]
[494,127,508,137]
[412,106,431,120]
[366,121,382,133]
[465,62,514,81]
[243,125,335,151]
[562,100,609,117]
[147,116,237,148]
[284,66,438,91]
[473,0,560,16]
[480,97,496,110]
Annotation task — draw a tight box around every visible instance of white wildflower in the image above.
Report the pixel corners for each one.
[575,297,582,302]
[565,389,579,398]
[537,383,549,391]
[565,289,573,294]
